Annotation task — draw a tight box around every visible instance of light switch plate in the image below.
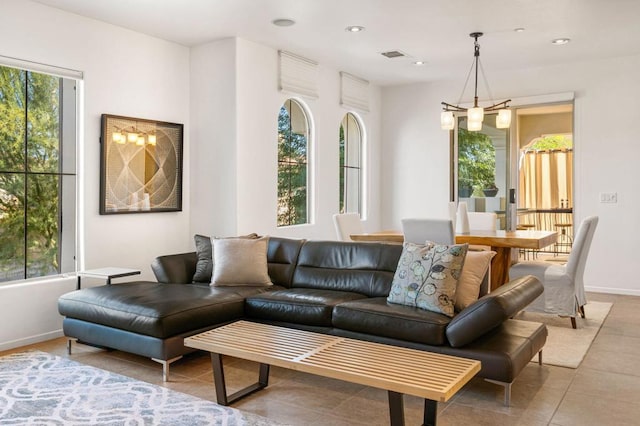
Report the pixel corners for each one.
[600,192,618,203]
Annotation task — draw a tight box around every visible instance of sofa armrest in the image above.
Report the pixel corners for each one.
[446,275,543,347]
[151,252,198,284]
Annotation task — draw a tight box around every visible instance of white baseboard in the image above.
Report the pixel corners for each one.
[0,329,64,352]
[586,286,640,297]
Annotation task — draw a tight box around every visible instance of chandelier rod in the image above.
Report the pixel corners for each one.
[472,32,481,108]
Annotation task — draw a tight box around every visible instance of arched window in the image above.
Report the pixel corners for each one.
[277,99,310,226]
[339,113,362,214]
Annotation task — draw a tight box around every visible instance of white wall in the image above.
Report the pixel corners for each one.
[381,54,640,295]
[189,39,238,238]
[190,37,383,240]
[381,83,453,223]
[0,0,191,349]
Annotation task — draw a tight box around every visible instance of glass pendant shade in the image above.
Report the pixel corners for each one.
[127,132,138,143]
[468,107,484,123]
[441,111,455,130]
[496,109,512,129]
[136,136,145,146]
[147,134,157,145]
[467,119,482,131]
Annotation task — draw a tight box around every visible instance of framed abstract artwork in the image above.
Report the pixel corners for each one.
[99,114,183,214]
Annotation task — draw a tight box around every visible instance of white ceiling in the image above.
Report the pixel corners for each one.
[33,0,640,87]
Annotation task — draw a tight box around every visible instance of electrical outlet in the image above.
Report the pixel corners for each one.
[599,192,618,203]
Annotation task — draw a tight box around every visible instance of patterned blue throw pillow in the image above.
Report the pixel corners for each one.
[387,242,468,317]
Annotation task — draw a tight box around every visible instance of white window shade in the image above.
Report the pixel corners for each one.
[278,51,318,99]
[340,72,369,112]
[0,54,83,80]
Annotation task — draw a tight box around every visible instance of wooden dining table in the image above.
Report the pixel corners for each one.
[350,229,557,291]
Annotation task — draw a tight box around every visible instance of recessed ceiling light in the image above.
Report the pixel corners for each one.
[345,26,365,33]
[272,18,296,27]
[551,38,571,45]
[514,28,525,33]
[413,61,426,66]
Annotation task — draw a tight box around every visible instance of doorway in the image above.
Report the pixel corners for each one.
[514,103,574,258]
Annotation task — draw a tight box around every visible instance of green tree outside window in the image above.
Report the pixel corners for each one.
[458,128,496,197]
[0,67,62,281]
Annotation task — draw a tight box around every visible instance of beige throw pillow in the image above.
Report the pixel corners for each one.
[454,250,496,312]
[211,237,272,287]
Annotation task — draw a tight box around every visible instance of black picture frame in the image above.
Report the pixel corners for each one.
[99,114,183,214]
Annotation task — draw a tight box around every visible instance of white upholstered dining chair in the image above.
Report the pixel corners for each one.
[509,215,599,328]
[466,211,497,253]
[467,212,498,231]
[332,213,364,241]
[401,218,455,245]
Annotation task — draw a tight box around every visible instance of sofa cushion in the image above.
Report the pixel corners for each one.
[58,282,281,339]
[387,242,468,317]
[266,237,305,288]
[332,297,451,346]
[446,275,544,347]
[212,237,272,286]
[245,288,366,327]
[292,241,403,297]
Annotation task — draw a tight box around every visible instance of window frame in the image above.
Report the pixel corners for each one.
[0,63,78,284]
[339,112,364,216]
[277,98,312,227]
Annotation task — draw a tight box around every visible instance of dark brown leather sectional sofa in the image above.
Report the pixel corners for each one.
[58,236,546,406]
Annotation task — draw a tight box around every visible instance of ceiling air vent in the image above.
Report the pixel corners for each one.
[380,50,407,59]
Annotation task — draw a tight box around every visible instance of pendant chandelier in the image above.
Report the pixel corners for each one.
[441,32,511,131]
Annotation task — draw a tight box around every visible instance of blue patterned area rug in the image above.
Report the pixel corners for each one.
[0,351,282,425]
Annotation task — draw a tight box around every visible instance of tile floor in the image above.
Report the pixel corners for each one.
[3,291,640,425]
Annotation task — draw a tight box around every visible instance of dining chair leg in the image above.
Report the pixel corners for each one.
[578,305,586,318]
[570,316,577,329]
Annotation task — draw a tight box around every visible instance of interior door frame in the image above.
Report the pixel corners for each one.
[508,100,575,232]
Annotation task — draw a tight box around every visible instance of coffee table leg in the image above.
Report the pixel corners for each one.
[211,353,229,405]
[388,391,405,426]
[210,352,271,406]
[423,399,438,426]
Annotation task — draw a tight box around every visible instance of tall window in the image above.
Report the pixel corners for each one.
[0,65,76,282]
[339,113,362,214]
[277,99,309,226]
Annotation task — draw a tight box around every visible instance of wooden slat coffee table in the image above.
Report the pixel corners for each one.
[184,321,480,426]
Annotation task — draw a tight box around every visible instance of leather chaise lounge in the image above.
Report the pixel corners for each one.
[58,236,547,405]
